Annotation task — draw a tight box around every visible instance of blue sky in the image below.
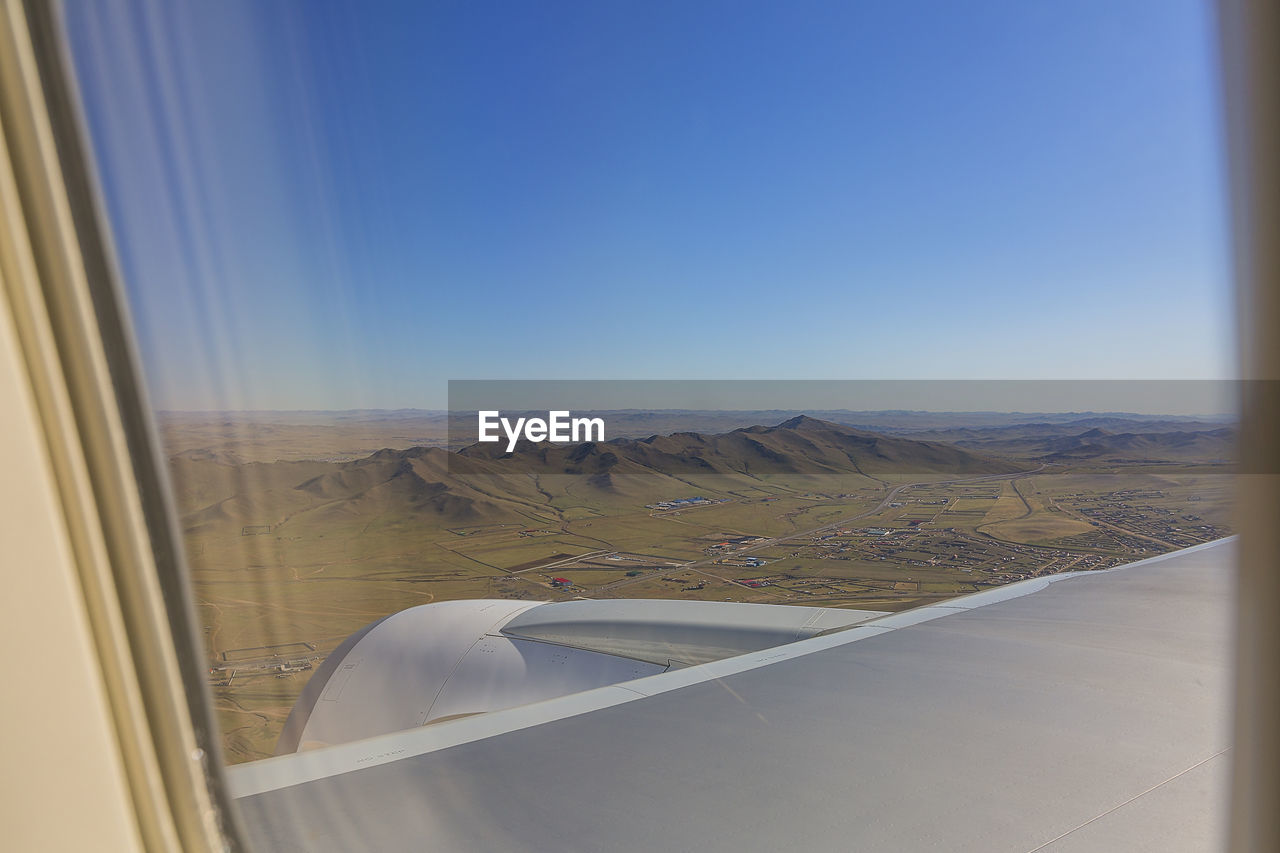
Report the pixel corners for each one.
[63,0,1233,411]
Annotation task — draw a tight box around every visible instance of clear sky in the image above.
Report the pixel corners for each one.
[63,0,1233,411]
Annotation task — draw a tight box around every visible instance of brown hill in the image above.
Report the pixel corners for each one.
[455,415,1020,479]
[169,417,1025,536]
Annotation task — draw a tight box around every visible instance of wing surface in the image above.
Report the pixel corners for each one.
[231,539,1232,852]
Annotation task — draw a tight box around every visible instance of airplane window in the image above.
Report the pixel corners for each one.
[54,1,1240,850]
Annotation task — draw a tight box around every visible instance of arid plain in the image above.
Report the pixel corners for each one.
[159,411,1235,762]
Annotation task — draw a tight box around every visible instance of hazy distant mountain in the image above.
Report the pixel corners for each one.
[902,417,1232,441]
[444,410,1232,443]
[155,409,1235,461]
[1033,427,1235,463]
[910,423,1236,463]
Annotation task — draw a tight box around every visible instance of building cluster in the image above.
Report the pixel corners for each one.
[1060,489,1226,550]
[705,536,769,555]
[646,496,718,511]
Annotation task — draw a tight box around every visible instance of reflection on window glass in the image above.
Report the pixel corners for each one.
[62,0,1233,776]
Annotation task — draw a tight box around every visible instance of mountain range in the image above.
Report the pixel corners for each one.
[171,416,1021,533]
[168,416,1234,540]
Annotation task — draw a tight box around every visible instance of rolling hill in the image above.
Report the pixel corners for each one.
[912,424,1236,463]
[170,416,1025,534]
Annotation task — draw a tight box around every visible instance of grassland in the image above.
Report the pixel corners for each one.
[168,417,1234,763]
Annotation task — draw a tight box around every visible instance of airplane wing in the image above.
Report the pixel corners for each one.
[228,538,1232,852]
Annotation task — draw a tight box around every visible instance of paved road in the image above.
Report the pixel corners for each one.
[509,550,611,575]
